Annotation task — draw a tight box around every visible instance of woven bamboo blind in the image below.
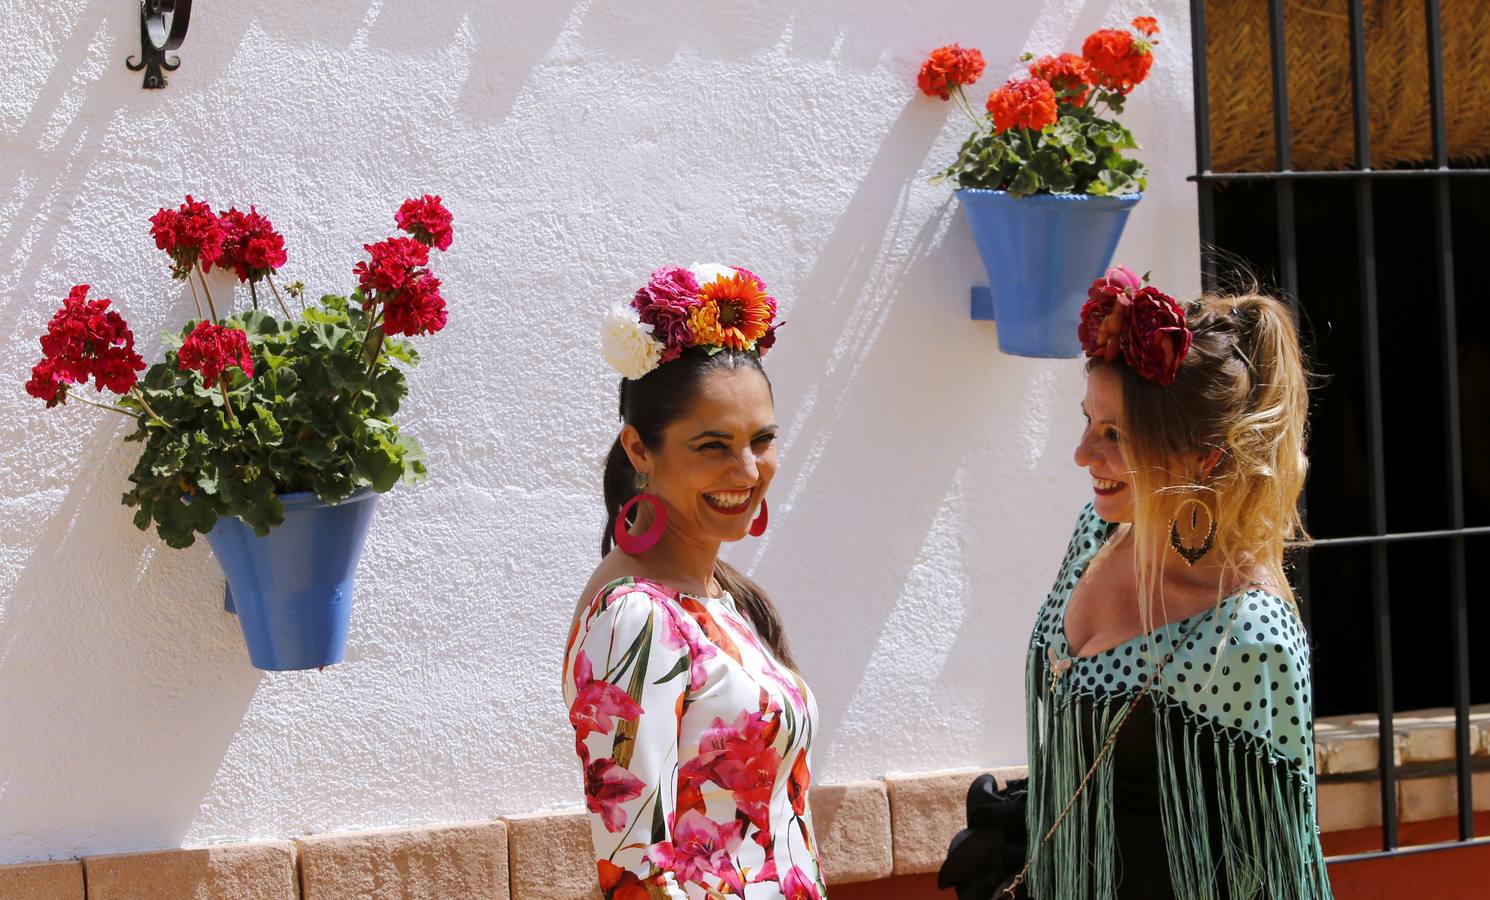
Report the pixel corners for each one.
[1205,0,1490,171]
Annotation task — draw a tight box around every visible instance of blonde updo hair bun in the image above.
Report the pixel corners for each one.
[1104,289,1312,606]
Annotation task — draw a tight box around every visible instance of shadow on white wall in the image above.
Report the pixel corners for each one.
[0,0,1189,862]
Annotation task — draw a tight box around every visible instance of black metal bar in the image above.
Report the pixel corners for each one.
[1347,0,1398,851]
[1265,0,1308,629]
[1189,168,1490,182]
[1189,0,1217,291]
[1266,0,1299,295]
[1308,525,1490,548]
[1422,0,1473,843]
[1328,836,1490,865]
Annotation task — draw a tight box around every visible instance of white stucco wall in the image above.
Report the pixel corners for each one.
[0,0,1198,862]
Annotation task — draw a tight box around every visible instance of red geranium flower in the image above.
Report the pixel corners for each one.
[31,284,146,402]
[917,44,986,100]
[353,236,430,297]
[149,195,225,277]
[584,757,645,833]
[1082,27,1154,94]
[395,195,454,251]
[218,206,287,284]
[25,359,67,407]
[1132,16,1161,37]
[380,269,448,337]
[1029,53,1093,106]
[1124,286,1191,385]
[178,320,254,389]
[1078,266,1140,362]
[986,77,1058,133]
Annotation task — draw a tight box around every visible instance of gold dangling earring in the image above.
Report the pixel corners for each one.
[1169,496,1216,566]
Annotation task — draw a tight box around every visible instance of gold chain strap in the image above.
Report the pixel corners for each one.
[1000,616,1208,899]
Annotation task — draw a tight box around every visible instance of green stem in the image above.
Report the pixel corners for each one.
[195,264,221,322]
[218,381,239,426]
[271,273,305,313]
[186,274,206,319]
[127,388,172,430]
[951,84,987,131]
[359,303,385,381]
[1022,127,1037,159]
[248,280,260,311]
[364,327,386,382]
[64,393,140,419]
[264,273,295,318]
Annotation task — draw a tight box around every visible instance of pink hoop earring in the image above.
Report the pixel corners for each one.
[749,498,768,537]
[615,493,667,555]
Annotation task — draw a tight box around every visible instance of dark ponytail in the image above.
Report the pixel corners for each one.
[600,347,796,668]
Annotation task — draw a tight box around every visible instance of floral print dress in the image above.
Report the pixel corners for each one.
[563,576,824,899]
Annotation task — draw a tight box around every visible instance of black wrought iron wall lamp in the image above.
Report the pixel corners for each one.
[125,0,192,89]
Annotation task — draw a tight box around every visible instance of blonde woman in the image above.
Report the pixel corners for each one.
[1013,269,1332,899]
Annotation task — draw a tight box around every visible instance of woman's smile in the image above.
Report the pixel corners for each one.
[702,488,754,514]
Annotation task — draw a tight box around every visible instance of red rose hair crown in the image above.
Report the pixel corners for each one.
[600,264,782,380]
[1077,266,1193,385]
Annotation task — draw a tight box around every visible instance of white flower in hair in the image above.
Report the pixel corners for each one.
[600,303,663,379]
[689,262,738,285]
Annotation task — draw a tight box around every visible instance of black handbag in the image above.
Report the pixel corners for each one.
[937,774,1031,900]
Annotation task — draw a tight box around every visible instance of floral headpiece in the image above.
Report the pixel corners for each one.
[601,264,781,379]
[1077,266,1192,385]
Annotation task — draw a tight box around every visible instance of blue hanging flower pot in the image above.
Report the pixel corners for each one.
[207,489,378,671]
[958,189,1141,358]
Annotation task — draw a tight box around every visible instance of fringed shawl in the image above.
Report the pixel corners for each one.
[1024,504,1333,899]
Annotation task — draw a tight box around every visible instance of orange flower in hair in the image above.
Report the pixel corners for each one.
[689,270,773,351]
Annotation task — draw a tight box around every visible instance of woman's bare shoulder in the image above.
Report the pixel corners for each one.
[572,552,642,620]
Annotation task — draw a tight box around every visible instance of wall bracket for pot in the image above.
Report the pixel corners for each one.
[125,0,192,89]
[970,286,995,321]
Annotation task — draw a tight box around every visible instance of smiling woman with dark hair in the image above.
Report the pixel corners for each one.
[562,264,823,900]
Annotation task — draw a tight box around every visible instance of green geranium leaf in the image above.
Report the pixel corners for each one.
[123,301,436,547]
[381,337,420,365]
[1007,166,1041,198]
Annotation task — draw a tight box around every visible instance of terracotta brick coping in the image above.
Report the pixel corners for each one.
[1315,704,1490,776]
[1,740,1475,897]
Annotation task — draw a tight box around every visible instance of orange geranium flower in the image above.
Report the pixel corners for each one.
[1082,27,1154,94]
[986,77,1058,133]
[917,44,986,100]
[688,271,773,351]
[1132,16,1160,37]
[1029,52,1093,106]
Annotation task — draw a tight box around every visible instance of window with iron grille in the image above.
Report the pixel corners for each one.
[1189,0,1489,855]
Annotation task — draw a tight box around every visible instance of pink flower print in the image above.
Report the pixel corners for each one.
[749,844,781,885]
[645,810,745,892]
[679,597,745,667]
[761,658,807,714]
[584,757,645,833]
[657,602,717,692]
[681,709,782,833]
[719,614,807,711]
[569,650,644,742]
[781,866,822,900]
